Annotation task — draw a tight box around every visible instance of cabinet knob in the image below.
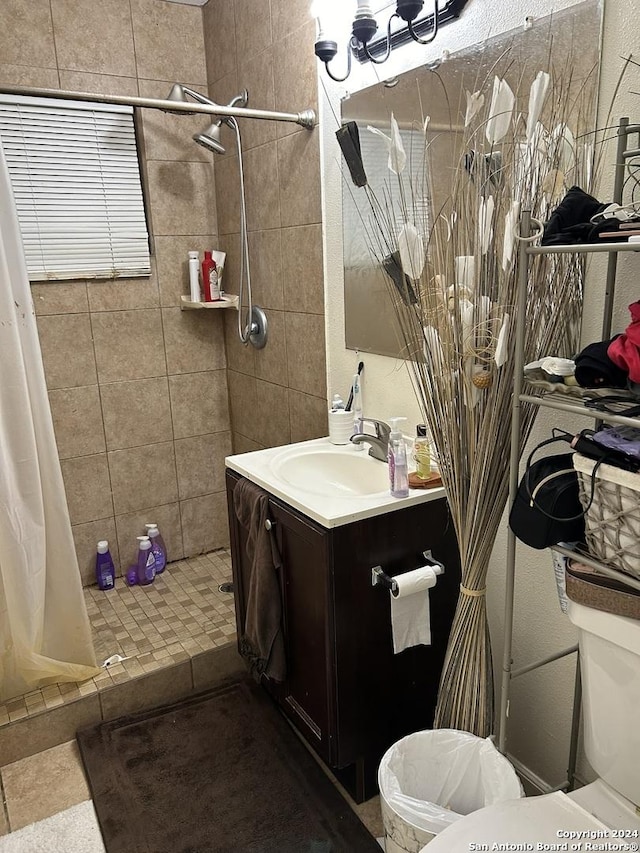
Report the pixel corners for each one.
[265,518,276,531]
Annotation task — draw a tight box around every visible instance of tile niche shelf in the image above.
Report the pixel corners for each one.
[180,294,239,310]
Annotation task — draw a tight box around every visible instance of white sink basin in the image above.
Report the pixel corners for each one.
[269,443,389,497]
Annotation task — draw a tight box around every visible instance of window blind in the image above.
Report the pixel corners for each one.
[0,94,150,281]
[343,125,430,269]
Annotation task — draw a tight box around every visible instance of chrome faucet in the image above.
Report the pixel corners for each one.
[350,418,391,462]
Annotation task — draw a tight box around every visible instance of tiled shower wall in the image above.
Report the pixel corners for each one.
[203,0,329,452]
[0,0,231,583]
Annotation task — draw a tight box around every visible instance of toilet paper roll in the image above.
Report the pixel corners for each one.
[390,566,437,654]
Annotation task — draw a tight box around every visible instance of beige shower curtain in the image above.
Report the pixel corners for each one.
[0,142,100,703]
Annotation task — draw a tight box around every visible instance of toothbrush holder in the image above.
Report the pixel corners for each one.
[328,410,355,445]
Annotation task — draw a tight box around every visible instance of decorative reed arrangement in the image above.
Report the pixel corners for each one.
[350,42,601,736]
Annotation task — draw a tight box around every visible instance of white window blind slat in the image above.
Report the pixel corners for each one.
[0,94,150,282]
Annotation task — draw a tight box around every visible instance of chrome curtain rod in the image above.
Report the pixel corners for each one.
[0,85,316,129]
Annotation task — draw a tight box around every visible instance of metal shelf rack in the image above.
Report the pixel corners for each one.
[498,116,640,794]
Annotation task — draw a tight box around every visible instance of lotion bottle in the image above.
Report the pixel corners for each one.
[188,251,201,302]
[388,417,409,498]
[413,424,431,479]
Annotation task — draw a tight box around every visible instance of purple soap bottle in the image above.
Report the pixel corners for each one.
[96,540,115,590]
[136,536,156,586]
[145,523,166,574]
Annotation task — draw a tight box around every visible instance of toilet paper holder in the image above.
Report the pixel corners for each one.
[372,551,445,596]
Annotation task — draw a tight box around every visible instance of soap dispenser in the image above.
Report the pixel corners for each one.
[388,417,409,498]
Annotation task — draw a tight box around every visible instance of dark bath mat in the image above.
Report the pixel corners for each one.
[76,678,381,853]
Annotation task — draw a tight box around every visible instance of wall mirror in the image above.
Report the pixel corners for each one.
[341,0,603,358]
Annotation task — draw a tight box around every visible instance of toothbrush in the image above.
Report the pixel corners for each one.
[352,371,363,446]
[345,361,364,411]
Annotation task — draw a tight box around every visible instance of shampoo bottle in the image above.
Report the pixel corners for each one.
[136,536,156,586]
[95,540,115,590]
[388,417,409,498]
[202,250,214,302]
[145,523,167,575]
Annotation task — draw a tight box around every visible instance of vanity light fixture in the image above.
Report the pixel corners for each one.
[312,0,469,82]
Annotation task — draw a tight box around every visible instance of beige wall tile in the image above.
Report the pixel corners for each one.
[108,442,178,515]
[216,235,240,296]
[87,277,159,312]
[234,0,272,57]
[162,307,226,375]
[175,432,232,500]
[2,740,90,831]
[203,0,237,84]
[58,70,139,97]
[36,314,97,390]
[244,142,280,232]
[254,379,291,447]
[154,235,216,307]
[180,492,229,555]
[277,130,322,226]
[48,386,106,460]
[271,0,314,40]
[281,224,324,313]
[214,155,241,236]
[147,161,217,237]
[131,0,206,86]
[273,21,318,138]
[51,0,136,77]
[99,660,192,721]
[223,312,255,375]
[91,309,167,383]
[115,502,184,567]
[0,65,59,88]
[191,643,244,690]
[227,370,257,440]
[0,695,101,766]
[231,434,262,454]
[60,454,113,525]
[285,312,327,396]
[31,281,88,316]
[100,377,173,450]
[72,517,120,586]
[235,51,277,151]
[247,229,284,310]
[138,79,212,164]
[254,310,288,386]
[0,800,7,836]
[289,389,328,444]
[169,371,230,438]
[0,0,57,68]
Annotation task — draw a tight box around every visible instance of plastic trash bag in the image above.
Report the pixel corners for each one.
[378,729,524,836]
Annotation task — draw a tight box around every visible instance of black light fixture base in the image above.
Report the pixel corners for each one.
[315,39,338,64]
[396,0,424,22]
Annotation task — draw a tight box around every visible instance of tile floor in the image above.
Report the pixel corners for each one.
[0,549,237,727]
[0,548,385,845]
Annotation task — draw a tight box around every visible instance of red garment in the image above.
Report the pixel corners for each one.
[608,301,640,382]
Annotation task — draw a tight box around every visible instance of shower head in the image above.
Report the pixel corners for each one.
[193,122,225,155]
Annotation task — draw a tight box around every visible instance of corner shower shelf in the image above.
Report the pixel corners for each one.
[180,294,239,310]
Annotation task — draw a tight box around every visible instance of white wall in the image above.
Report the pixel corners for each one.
[319,0,640,787]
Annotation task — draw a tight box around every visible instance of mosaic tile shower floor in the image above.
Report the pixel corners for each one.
[0,550,236,727]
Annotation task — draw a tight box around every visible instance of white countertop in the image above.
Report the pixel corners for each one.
[225,437,446,529]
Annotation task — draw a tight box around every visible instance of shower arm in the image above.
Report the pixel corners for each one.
[0,84,316,129]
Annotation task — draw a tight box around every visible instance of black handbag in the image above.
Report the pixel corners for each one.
[508,434,598,550]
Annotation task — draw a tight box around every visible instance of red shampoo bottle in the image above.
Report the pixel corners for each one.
[201,251,220,302]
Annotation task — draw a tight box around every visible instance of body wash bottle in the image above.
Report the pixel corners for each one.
[388,417,409,498]
[145,523,167,575]
[95,540,115,590]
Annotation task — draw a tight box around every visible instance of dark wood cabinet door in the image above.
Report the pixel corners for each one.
[268,499,336,764]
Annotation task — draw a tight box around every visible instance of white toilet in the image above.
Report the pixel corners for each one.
[421,598,640,851]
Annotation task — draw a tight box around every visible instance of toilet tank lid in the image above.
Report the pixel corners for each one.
[567,599,640,655]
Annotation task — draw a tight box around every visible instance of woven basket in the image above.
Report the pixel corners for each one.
[573,453,640,580]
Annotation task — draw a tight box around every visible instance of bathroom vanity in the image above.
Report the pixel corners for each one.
[225,439,461,802]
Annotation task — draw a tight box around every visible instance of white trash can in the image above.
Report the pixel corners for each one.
[378,729,524,853]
